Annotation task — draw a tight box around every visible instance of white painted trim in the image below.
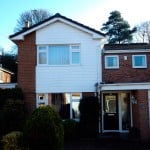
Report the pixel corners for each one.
[104,49,150,53]
[101,82,150,91]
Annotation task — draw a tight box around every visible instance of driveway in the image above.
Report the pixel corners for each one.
[64,139,150,150]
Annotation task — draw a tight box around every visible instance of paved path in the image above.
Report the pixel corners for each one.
[64,139,150,150]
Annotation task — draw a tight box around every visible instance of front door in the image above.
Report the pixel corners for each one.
[103,93,119,130]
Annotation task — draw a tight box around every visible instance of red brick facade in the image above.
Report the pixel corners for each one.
[132,90,150,140]
[102,52,150,83]
[102,45,150,141]
[14,32,36,111]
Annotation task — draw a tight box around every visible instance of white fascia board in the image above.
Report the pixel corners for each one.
[10,18,104,41]
[104,49,150,53]
[101,82,150,91]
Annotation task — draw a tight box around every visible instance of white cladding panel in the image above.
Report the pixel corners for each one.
[36,21,102,93]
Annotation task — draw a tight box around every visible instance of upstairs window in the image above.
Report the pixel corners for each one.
[132,55,147,68]
[105,55,119,69]
[37,45,80,65]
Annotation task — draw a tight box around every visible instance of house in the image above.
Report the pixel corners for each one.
[9,13,150,141]
[0,66,14,83]
[100,43,150,140]
[9,13,105,120]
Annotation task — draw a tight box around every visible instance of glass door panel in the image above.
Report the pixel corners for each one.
[103,93,119,130]
[121,93,131,130]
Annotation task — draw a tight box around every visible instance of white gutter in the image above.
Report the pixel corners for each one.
[100,82,150,91]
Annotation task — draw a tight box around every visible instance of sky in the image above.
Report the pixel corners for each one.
[1,0,150,50]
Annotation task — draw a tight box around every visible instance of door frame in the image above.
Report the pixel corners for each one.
[101,91,133,133]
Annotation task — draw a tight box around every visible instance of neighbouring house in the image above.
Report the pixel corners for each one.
[101,43,150,140]
[9,13,150,141]
[9,13,105,120]
[0,66,14,83]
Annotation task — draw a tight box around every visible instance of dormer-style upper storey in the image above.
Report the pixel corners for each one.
[102,43,150,83]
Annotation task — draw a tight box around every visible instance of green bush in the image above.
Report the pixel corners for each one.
[79,96,99,138]
[0,99,26,135]
[23,106,64,150]
[2,131,26,150]
[63,119,79,141]
[0,88,26,143]
[0,88,24,109]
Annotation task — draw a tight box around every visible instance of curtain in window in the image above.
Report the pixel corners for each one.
[48,45,69,65]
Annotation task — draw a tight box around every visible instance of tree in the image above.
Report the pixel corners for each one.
[14,9,51,32]
[136,21,150,43]
[101,10,136,44]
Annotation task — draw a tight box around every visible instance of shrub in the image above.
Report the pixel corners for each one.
[0,88,24,109]
[0,88,25,137]
[63,119,79,141]
[23,106,64,150]
[1,99,26,135]
[2,131,25,150]
[79,96,99,138]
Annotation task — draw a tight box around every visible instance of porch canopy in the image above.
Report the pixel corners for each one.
[100,82,150,91]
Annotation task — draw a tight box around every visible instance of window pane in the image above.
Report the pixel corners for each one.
[72,101,80,119]
[134,56,145,66]
[39,52,47,64]
[39,46,46,50]
[106,57,118,67]
[121,93,131,130]
[48,45,69,65]
[72,52,80,64]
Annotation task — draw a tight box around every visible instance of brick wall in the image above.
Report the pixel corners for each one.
[14,32,36,112]
[102,53,150,83]
[132,90,150,141]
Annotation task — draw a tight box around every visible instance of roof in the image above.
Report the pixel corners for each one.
[104,43,150,50]
[0,67,14,75]
[9,13,105,39]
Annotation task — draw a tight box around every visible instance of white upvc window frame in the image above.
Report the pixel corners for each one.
[132,55,147,68]
[37,46,48,65]
[70,45,80,65]
[70,92,82,121]
[105,55,119,69]
[37,44,80,66]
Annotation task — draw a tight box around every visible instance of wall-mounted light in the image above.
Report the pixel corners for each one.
[131,96,137,104]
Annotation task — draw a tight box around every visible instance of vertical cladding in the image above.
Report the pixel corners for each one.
[16,32,36,111]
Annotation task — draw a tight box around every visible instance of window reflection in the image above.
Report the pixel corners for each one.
[121,93,130,130]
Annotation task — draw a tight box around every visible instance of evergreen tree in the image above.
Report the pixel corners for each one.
[101,10,136,44]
